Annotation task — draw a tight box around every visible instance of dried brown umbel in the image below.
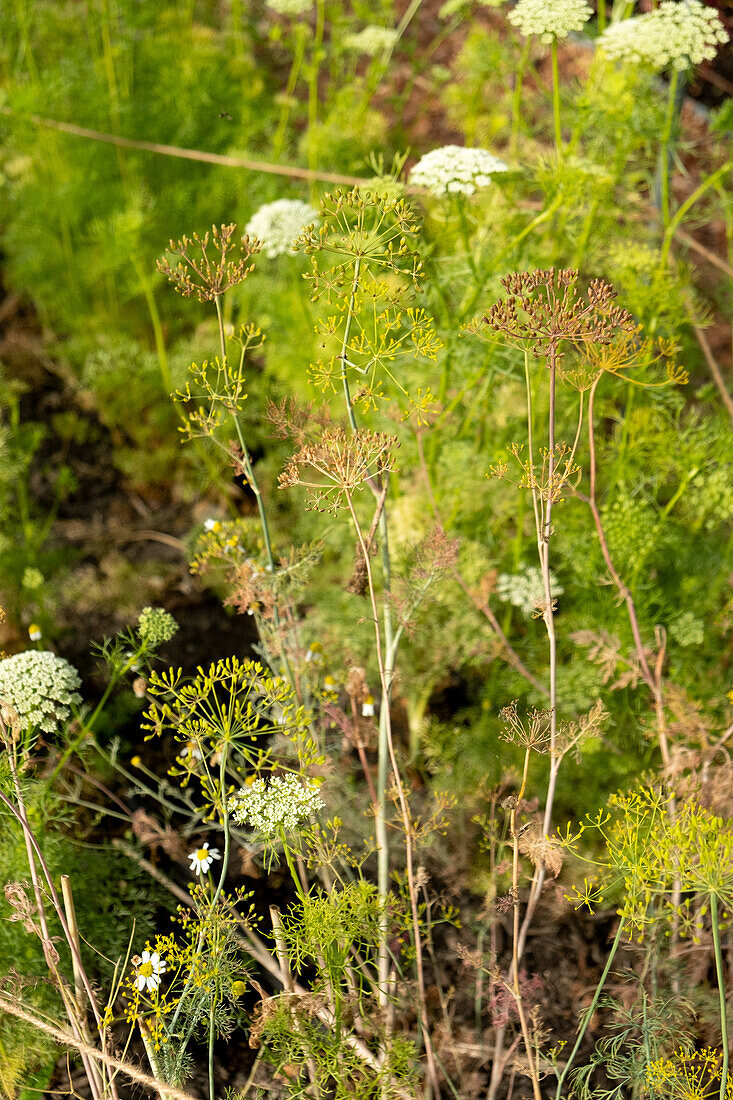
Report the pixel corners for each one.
[157,223,262,302]
[480,268,634,356]
[499,701,551,752]
[278,427,398,513]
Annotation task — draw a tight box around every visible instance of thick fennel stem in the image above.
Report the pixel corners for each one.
[711,894,730,1100]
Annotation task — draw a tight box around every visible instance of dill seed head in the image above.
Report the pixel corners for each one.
[157,224,262,302]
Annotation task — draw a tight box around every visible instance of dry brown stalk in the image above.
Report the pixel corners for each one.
[0,996,199,1100]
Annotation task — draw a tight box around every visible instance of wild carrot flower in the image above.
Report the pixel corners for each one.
[0,650,82,733]
[408,145,509,196]
[188,842,221,876]
[245,199,319,258]
[496,565,564,617]
[137,606,179,647]
[134,950,166,993]
[507,0,592,43]
[344,26,399,55]
[228,775,324,836]
[598,1,728,70]
[266,0,312,14]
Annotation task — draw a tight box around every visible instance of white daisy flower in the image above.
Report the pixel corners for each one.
[135,950,166,993]
[188,842,221,876]
[305,642,324,666]
[28,623,42,641]
[204,517,222,532]
[362,694,376,717]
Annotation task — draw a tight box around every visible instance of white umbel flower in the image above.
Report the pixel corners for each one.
[0,650,82,733]
[135,950,166,993]
[344,26,399,56]
[507,0,593,43]
[228,775,324,837]
[496,564,564,617]
[245,199,319,258]
[409,145,509,197]
[598,1,728,71]
[188,842,221,876]
[266,0,312,14]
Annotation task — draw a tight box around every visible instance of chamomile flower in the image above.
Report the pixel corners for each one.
[135,950,166,993]
[204,518,222,532]
[362,693,376,717]
[28,624,42,642]
[305,641,324,666]
[188,842,221,876]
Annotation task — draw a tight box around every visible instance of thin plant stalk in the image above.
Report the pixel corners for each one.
[510,747,543,1100]
[272,22,308,161]
[551,38,562,155]
[553,917,626,1099]
[659,159,732,269]
[711,894,730,1100]
[345,490,441,1098]
[307,0,326,202]
[658,67,680,229]
[510,39,532,154]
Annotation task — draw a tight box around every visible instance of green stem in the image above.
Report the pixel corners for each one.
[711,893,729,1100]
[658,67,680,230]
[48,649,143,786]
[307,0,326,202]
[660,159,733,269]
[272,23,308,161]
[510,39,532,155]
[597,0,606,32]
[169,748,231,1039]
[208,1002,215,1100]
[551,38,562,156]
[554,917,626,1099]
